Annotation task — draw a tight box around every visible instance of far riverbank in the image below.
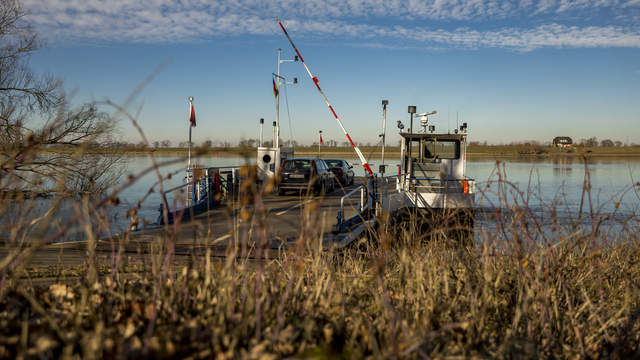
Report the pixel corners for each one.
[107,144,640,159]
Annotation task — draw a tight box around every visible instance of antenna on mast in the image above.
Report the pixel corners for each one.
[417,111,437,133]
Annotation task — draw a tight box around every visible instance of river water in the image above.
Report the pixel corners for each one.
[122,154,640,224]
[4,154,640,242]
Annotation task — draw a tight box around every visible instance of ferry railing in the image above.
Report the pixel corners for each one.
[343,185,366,213]
[334,181,376,232]
[405,177,476,208]
[164,170,231,200]
[373,174,402,213]
[407,178,476,194]
[158,166,239,223]
[335,185,366,233]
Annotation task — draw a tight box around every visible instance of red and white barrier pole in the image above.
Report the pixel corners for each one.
[276,18,373,177]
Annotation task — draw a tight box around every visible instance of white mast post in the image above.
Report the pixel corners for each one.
[381,100,388,176]
[187,96,194,206]
[259,118,264,147]
[276,49,281,149]
[188,96,193,170]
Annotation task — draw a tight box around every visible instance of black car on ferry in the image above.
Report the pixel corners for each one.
[324,159,355,186]
[278,158,334,195]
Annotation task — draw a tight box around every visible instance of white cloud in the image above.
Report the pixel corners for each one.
[20,0,640,50]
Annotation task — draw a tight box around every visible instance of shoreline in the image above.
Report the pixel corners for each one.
[113,148,640,159]
[37,145,640,159]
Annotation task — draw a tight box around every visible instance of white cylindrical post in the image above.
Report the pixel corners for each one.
[273,121,277,147]
[188,97,194,170]
[187,96,194,206]
[381,100,388,175]
[407,106,416,178]
[275,49,281,149]
[259,118,264,147]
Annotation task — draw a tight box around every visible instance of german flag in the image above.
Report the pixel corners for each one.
[189,101,196,127]
[272,78,279,98]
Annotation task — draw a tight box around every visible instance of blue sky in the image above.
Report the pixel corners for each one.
[24,0,640,145]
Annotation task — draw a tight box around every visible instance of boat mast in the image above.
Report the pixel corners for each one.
[380,100,388,176]
[276,17,374,177]
[276,49,281,149]
[275,48,298,149]
[188,96,194,170]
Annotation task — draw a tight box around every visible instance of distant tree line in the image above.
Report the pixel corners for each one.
[112,137,636,149]
[112,138,386,149]
[576,137,625,147]
[469,139,634,147]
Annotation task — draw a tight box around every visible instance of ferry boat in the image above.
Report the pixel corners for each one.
[155,19,477,244]
[377,108,476,239]
[331,104,476,243]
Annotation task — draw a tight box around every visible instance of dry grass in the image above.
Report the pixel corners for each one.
[1,181,640,359]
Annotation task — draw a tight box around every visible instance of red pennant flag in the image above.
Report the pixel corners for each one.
[272,79,279,98]
[319,132,323,145]
[189,102,196,127]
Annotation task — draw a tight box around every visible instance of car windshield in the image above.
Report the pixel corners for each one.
[283,160,311,171]
[324,160,343,168]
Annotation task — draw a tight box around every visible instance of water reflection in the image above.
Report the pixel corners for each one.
[552,156,574,176]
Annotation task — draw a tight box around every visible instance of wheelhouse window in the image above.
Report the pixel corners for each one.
[407,138,460,161]
[424,139,459,159]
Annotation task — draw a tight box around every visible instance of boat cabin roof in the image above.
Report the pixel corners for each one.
[400,132,466,141]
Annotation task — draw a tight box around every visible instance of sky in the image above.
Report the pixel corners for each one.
[23,0,640,146]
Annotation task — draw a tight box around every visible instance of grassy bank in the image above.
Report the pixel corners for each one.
[2,234,639,358]
[467,144,640,158]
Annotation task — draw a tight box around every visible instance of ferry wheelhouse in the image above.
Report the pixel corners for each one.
[381,110,476,230]
[397,131,475,209]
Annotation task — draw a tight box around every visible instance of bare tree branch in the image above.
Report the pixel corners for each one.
[0,0,122,194]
